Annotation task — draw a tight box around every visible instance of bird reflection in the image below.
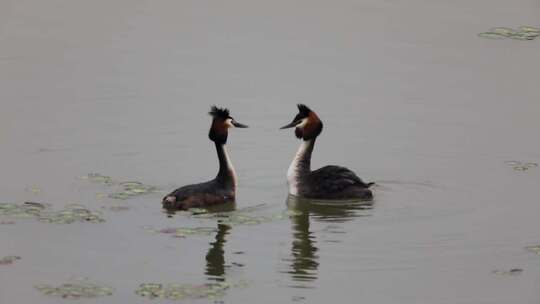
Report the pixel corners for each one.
[205,223,231,281]
[284,195,373,285]
[202,202,236,282]
[162,201,236,282]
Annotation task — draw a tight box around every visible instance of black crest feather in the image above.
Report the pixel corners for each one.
[209,106,230,119]
[297,104,311,115]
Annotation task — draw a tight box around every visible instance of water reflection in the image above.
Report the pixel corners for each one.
[162,202,236,282]
[284,195,372,286]
[205,223,231,281]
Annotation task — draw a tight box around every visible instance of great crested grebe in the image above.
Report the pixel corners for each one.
[162,106,248,210]
[280,104,374,200]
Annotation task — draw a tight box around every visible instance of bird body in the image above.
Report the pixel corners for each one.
[281,104,373,200]
[162,106,247,210]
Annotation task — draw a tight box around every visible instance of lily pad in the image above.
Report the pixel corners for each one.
[0,256,21,265]
[35,278,114,299]
[135,281,247,300]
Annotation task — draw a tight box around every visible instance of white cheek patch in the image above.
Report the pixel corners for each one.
[297,118,308,128]
[225,118,234,128]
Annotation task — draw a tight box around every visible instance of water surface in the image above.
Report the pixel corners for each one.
[1,0,540,303]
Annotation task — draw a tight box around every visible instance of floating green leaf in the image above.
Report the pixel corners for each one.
[35,279,114,299]
[0,256,21,265]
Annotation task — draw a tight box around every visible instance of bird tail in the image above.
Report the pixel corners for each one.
[366,182,375,188]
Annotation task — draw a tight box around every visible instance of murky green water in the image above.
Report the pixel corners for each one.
[1,0,540,303]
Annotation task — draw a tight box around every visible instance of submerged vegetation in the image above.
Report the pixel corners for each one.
[478,26,540,40]
[0,202,104,224]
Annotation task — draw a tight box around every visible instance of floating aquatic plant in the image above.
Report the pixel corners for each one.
[492,268,523,276]
[188,207,302,226]
[144,226,218,238]
[479,26,540,40]
[135,281,247,300]
[25,185,42,194]
[35,278,114,299]
[525,245,540,255]
[505,161,538,171]
[0,256,21,265]
[108,205,130,212]
[82,173,114,185]
[109,181,157,200]
[81,173,158,200]
[0,202,104,224]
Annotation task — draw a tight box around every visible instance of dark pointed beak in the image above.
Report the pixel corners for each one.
[232,121,248,128]
[280,121,299,129]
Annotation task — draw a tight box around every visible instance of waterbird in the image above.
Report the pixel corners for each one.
[162,106,248,210]
[280,104,374,200]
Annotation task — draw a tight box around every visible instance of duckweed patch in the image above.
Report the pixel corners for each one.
[0,202,104,224]
[82,173,158,200]
[0,256,21,265]
[492,268,523,276]
[135,281,247,300]
[505,161,538,171]
[479,26,540,40]
[35,279,114,299]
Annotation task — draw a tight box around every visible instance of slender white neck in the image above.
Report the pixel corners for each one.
[216,144,237,189]
[287,140,314,195]
[223,145,236,178]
